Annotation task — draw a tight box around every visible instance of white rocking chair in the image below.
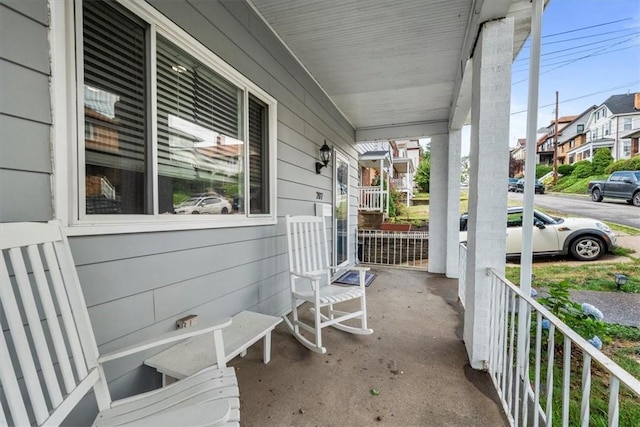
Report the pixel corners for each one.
[0,222,239,426]
[282,215,373,354]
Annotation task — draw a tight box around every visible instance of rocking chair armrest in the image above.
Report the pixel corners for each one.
[98,317,232,364]
[291,271,324,281]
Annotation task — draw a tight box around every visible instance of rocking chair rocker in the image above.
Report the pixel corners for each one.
[283,215,373,354]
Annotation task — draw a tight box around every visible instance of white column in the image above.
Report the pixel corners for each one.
[446,129,462,278]
[464,17,514,370]
[428,133,448,274]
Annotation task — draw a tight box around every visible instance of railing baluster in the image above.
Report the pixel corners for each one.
[562,338,572,427]
[580,352,591,427]
[507,290,517,414]
[534,311,542,427]
[545,323,555,427]
[608,376,619,427]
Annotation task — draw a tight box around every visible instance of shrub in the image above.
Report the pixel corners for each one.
[592,147,613,174]
[536,164,552,179]
[557,164,574,176]
[572,160,593,178]
[605,157,640,174]
[415,157,431,193]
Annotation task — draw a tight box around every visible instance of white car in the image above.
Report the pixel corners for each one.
[459,207,617,261]
[174,196,231,215]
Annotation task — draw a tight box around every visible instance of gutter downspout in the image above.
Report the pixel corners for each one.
[518,0,543,382]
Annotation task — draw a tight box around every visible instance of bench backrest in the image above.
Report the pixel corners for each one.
[1,222,110,426]
[285,215,330,275]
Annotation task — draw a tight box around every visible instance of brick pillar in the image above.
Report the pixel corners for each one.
[464,17,513,370]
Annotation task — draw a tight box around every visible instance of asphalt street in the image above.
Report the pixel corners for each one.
[508,192,640,228]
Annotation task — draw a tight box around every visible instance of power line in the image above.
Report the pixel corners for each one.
[511,35,640,83]
[510,80,640,115]
[512,43,640,74]
[514,29,640,63]
[542,18,632,38]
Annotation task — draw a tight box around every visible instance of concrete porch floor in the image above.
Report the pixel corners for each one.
[229,267,508,426]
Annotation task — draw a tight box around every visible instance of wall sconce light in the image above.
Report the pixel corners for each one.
[614,273,628,290]
[315,140,331,174]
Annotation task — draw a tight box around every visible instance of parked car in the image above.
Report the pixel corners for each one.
[459,207,617,261]
[588,170,640,206]
[515,178,544,194]
[174,196,231,214]
[508,178,519,192]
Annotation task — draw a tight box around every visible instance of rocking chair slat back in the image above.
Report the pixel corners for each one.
[0,222,106,426]
[286,215,329,275]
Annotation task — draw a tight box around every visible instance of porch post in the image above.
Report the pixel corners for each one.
[379,159,384,212]
[428,133,448,274]
[446,129,462,278]
[464,17,513,370]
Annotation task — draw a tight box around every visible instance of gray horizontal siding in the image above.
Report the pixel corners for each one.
[0,115,52,173]
[0,2,52,224]
[0,169,52,221]
[0,4,50,74]
[0,0,48,25]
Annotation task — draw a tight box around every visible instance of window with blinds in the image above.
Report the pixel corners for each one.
[83,1,147,214]
[79,0,274,222]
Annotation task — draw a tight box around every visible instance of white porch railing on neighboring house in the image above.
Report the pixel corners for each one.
[390,177,410,191]
[458,243,466,307]
[358,230,428,269]
[484,268,640,427]
[358,186,387,212]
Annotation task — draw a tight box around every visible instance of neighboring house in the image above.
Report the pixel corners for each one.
[582,93,640,161]
[509,138,526,177]
[536,115,576,165]
[557,105,596,165]
[390,140,418,205]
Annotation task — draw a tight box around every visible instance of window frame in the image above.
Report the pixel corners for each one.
[52,0,277,235]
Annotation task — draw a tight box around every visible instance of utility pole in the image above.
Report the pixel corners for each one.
[553,91,559,183]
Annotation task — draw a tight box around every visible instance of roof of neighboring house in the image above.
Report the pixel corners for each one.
[602,93,640,114]
[359,150,391,169]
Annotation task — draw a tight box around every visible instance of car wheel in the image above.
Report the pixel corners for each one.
[221,207,229,214]
[627,199,634,205]
[570,236,604,261]
[591,188,603,202]
[633,192,640,207]
[192,211,200,214]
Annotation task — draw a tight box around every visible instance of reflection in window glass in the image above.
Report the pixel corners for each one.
[248,95,269,214]
[156,36,244,215]
[83,1,147,214]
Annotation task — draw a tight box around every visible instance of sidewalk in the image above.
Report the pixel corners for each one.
[569,290,640,327]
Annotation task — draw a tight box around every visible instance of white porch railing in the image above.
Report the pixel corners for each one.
[458,243,466,307]
[358,230,428,269]
[358,186,387,212]
[390,177,410,191]
[485,268,640,427]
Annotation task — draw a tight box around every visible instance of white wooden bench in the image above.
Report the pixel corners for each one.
[145,310,282,384]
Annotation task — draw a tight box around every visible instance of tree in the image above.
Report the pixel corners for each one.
[460,155,470,184]
[592,147,613,175]
[415,156,431,193]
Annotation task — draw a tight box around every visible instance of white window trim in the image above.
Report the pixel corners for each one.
[50,0,277,236]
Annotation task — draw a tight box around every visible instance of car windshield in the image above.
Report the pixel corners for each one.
[534,209,559,224]
[634,172,640,180]
[180,199,200,207]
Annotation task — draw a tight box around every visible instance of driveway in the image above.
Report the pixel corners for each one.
[508,192,640,228]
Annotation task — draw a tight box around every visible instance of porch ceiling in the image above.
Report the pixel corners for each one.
[249,0,534,140]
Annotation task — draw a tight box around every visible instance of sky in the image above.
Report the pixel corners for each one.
[459,0,640,157]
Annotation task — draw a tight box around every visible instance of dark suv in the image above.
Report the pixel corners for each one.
[516,178,544,194]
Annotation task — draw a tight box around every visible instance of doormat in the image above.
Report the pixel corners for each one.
[333,271,376,287]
